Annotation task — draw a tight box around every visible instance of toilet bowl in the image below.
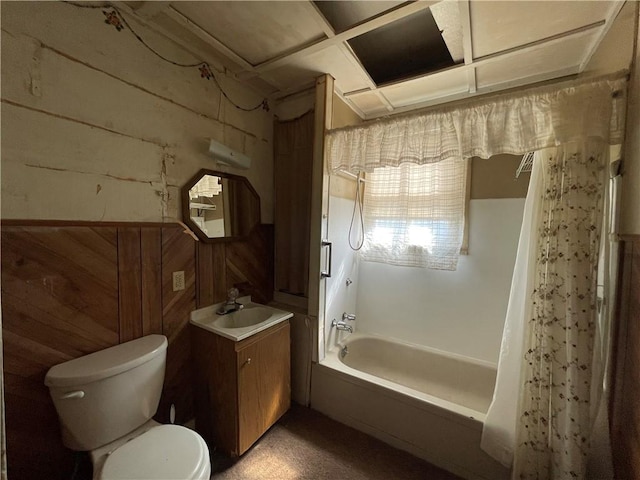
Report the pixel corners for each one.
[94,422,210,480]
[45,335,211,480]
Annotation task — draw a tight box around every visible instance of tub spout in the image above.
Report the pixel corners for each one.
[332,319,353,333]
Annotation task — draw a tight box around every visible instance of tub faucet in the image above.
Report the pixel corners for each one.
[332,319,353,333]
[216,288,244,315]
[342,312,356,321]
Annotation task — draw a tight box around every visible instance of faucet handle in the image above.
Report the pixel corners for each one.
[227,287,239,302]
[342,312,356,321]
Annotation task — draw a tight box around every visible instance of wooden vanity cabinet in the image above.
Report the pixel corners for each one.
[192,320,291,456]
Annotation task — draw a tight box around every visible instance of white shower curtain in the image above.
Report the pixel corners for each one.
[481,153,544,467]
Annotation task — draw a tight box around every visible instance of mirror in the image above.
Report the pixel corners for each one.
[181,169,260,242]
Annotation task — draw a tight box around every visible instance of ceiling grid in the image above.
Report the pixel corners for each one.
[122,0,629,118]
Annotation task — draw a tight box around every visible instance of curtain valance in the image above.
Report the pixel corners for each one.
[327,75,627,173]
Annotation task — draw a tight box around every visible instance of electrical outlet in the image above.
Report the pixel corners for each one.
[172,271,185,292]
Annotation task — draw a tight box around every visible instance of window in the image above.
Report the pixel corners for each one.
[361,158,469,270]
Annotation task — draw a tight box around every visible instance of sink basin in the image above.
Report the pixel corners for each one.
[190,298,293,341]
[213,307,272,329]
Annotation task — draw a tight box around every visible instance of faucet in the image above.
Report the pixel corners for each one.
[342,312,356,321]
[332,319,353,333]
[216,288,244,315]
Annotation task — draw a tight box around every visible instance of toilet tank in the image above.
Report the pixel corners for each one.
[45,335,168,451]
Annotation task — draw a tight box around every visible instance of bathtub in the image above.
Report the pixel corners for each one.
[310,333,509,480]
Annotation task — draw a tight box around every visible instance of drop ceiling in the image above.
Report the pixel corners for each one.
[121,1,626,119]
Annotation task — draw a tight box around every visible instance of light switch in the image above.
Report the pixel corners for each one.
[172,271,185,292]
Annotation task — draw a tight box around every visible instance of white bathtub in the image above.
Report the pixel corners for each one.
[310,333,509,480]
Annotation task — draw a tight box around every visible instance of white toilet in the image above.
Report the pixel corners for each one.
[45,334,211,480]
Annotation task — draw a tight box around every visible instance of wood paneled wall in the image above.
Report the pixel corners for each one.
[197,224,274,307]
[1,221,273,479]
[2,226,121,479]
[611,236,640,480]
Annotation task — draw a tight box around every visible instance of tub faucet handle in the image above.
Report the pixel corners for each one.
[342,312,356,321]
[332,319,353,333]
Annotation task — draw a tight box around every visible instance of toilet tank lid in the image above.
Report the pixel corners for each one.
[45,335,168,388]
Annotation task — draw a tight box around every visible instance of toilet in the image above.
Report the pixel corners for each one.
[45,334,211,480]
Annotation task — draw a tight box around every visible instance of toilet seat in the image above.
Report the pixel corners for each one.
[99,425,210,480]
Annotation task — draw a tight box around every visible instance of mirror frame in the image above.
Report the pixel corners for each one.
[181,168,261,243]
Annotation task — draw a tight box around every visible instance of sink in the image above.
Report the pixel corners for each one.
[190,297,293,341]
[213,307,272,329]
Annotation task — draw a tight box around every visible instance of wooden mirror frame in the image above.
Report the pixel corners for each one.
[181,169,261,243]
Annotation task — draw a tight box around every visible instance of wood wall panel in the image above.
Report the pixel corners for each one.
[226,224,274,305]
[196,241,215,308]
[118,228,143,342]
[1,221,274,478]
[157,227,196,425]
[197,225,274,307]
[1,226,119,480]
[196,242,226,308]
[611,236,640,480]
[141,228,163,336]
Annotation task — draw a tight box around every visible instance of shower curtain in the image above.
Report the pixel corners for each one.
[480,153,544,467]
[483,140,611,479]
[274,111,314,297]
[325,73,627,480]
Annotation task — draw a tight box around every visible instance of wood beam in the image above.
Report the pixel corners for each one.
[459,0,476,93]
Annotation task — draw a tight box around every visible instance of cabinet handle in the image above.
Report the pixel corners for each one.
[245,358,252,365]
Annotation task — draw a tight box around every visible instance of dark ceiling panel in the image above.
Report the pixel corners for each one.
[314,1,407,33]
[348,9,457,86]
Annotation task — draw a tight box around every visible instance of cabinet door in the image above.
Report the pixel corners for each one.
[237,322,291,454]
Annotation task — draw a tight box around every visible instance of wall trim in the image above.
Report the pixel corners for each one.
[1,219,181,228]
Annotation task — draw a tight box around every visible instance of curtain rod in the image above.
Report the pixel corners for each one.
[332,70,629,133]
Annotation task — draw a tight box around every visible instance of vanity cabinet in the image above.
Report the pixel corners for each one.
[192,320,291,456]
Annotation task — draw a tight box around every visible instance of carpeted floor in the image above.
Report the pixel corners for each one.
[210,404,461,480]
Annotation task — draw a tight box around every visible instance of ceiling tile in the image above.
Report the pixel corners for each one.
[475,29,599,88]
[151,10,247,72]
[347,92,389,117]
[430,1,464,62]
[172,2,327,66]
[470,1,613,58]
[313,1,406,33]
[381,68,470,108]
[261,45,372,93]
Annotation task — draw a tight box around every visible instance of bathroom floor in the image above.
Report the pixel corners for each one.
[210,403,461,480]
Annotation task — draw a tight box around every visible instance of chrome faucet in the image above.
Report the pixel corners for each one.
[342,312,356,321]
[332,319,353,333]
[216,288,244,315]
